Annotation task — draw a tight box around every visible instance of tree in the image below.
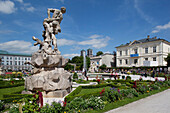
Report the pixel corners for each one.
[64,63,74,71]
[165,53,170,67]
[99,64,107,70]
[96,51,103,56]
[68,56,90,71]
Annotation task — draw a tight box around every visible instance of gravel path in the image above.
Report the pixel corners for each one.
[105,89,170,113]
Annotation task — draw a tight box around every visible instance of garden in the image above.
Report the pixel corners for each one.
[0,74,169,113]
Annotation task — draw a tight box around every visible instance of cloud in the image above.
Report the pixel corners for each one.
[15,0,23,3]
[63,53,79,58]
[88,34,102,39]
[58,39,76,46]
[0,0,17,14]
[26,6,35,12]
[0,40,38,54]
[78,35,111,49]
[134,0,153,24]
[0,21,2,24]
[54,0,65,4]
[152,21,170,33]
[0,30,16,34]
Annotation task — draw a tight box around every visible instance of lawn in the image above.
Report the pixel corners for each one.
[79,86,111,95]
[0,86,24,99]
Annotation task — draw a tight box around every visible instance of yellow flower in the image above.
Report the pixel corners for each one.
[64,112,66,113]
[147,90,149,93]
[78,110,80,112]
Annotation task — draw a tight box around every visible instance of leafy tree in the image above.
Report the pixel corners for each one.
[68,56,90,71]
[64,63,74,71]
[99,64,107,70]
[96,51,103,56]
[165,53,170,67]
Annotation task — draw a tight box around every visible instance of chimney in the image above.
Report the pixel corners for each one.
[147,35,150,39]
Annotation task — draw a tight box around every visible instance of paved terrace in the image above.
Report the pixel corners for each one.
[106,89,170,113]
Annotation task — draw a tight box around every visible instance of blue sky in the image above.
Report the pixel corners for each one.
[0,0,170,59]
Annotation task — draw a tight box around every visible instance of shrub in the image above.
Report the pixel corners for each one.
[9,104,19,113]
[106,79,111,83]
[86,96,105,110]
[73,73,78,80]
[0,100,5,111]
[67,97,87,111]
[122,75,125,79]
[101,88,121,103]
[126,76,131,80]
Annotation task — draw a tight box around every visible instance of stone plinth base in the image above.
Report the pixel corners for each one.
[43,90,67,98]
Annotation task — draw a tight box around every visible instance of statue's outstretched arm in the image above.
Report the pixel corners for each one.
[32,36,44,46]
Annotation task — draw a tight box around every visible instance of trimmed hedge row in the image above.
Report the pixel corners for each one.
[1,94,33,103]
[66,83,131,102]
[0,82,24,89]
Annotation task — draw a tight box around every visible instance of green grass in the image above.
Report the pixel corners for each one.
[79,86,111,95]
[0,86,24,99]
[84,87,168,113]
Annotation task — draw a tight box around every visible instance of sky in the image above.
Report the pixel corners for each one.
[0,0,170,59]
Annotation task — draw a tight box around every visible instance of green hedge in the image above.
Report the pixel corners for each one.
[0,82,24,89]
[66,83,129,102]
[1,94,33,103]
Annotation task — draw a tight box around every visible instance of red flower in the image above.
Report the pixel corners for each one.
[63,98,67,107]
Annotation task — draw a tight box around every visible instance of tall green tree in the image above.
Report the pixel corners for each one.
[99,64,107,70]
[165,53,170,67]
[96,51,103,56]
[69,56,90,71]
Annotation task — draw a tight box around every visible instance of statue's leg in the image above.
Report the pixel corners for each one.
[52,34,57,51]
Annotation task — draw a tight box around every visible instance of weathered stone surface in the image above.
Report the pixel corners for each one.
[24,7,72,98]
[25,68,72,92]
[21,90,32,94]
[43,90,68,98]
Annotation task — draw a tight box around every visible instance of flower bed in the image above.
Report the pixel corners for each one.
[1,80,169,113]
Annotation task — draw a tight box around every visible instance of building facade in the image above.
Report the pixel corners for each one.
[0,50,32,71]
[89,53,115,72]
[116,36,170,67]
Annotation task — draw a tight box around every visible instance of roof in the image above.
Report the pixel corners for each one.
[116,37,170,48]
[0,50,32,57]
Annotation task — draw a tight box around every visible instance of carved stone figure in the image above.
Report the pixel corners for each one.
[23,7,72,98]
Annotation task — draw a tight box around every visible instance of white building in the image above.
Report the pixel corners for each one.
[116,36,170,67]
[89,53,115,72]
[0,50,32,71]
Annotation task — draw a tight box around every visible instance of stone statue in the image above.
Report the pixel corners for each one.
[23,7,72,98]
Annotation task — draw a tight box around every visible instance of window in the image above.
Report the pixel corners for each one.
[10,57,12,60]
[22,61,24,65]
[120,51,122,56]
[1,57,4,59]
[120,60,122,65]
[153,46,156,53]
[134,49,138,54]
[18,61,20,65]
[6,61,9,65]
[125,59,128,64]
[15,57,17,60]
[25,58,27,60]
[7,57,9,60]
[153,57,156,61]
[125,50,128,55]
[145,58,148,61]
[134,59,138,64]
[145,48,148,53]
[18,57,20,60]
[10,61,12,65]
[15,61,17,65]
